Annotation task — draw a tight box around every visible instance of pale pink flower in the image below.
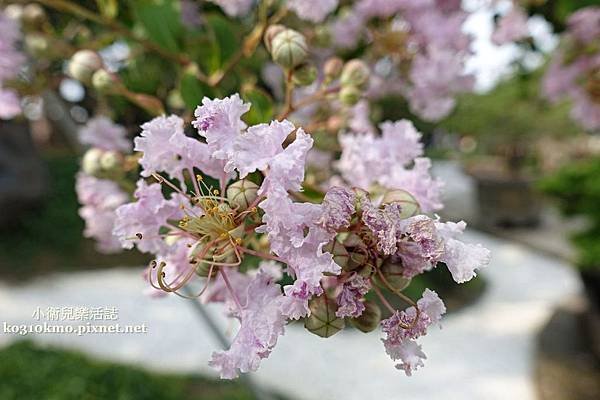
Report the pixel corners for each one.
[79,116,132,152]
[113,181,186,254]
[338,120,443,212]
[209,269,286,379]
[491,7,530,46]
[0,11,25,83]
[193,94,250,161]
[0,88,21,120]
[381,289,445,375]
[567,6,600,44]
[75,173,129,254]
[135,114,225,182]
[407,47,474,122]
[208,0,253,17]
[287,0,338,23]
[435,220,491,283]
[336,274,370,318]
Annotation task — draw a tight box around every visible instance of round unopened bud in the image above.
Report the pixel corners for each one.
[313,25,331,47]
[350,301,382,333]
[92,69,119,93]
[99,150,121,171]
[195,259,219,278]
[167,90,185,109]
[4,5,24,21]
[81,148,104,176]
[25,34,48,57]
[340,59,370,89]
[264,24,286,53]
[68,50,103,84]
[22,3,46,26]
[226,179,259,211]
[374,260,411,291]
[346,249,368,271]
[339,85,362,106]
[304,296,345,338]
[292,63,317,86]
[323,239,349,269]
[382,189,421,219]
[326,115,344,133]
[324,57,344,80]
[271,29,308,69]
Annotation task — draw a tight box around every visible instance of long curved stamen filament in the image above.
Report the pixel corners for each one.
[375,267,421,329]
[237,246,287,263]
[157,237,219,292]
[220,268,244,313]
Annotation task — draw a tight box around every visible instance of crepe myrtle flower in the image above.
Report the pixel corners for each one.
[75,117,139,254]
[542,6,600,131]
[113,94,490,379]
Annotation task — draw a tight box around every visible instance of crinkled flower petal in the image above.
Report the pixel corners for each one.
[113,181,186,254]
[287,0,338,23]
[193,94,250,161]
[435,221,491,283]
[209,269,286,379]
[336,274,370,318]
[79,116,132,152]
[227,119,295,177]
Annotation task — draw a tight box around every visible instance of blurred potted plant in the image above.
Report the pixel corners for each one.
[441,69,582,227]
[540,156,600,357]
[540,157,600,305]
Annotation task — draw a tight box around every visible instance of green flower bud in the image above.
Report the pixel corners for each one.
[92,69,120,93]
[99,150,121,171]
[68,50,103,84]
[304,296,345,338]
[323,57,344,80]
[264,24,286,53]
[313,25,331,48]
[357,262,377,278]
[167,90,185,110]
[323,239,349,269]
[271,29,308,69]
[382,189,421,219]
[226,179,259,211]
[373,260,411,291]
[339,85,362,106]
[292,63,317,86]
[81,148,103,176]
[190,243,222,277]
[350,301,382,333]
[340,59,370,89]
[195,260,219,278]
[24,34,48,57]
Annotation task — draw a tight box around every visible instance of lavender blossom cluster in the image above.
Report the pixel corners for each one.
[79,94,492,379]
[543,6,600,131]
[0,10,25,120]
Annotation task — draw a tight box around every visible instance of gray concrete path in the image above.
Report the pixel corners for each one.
[0,230,581,400]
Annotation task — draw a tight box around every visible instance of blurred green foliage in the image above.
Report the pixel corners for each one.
[440,69,581,155]
[0,341,264,400]
[0,154,147,279]
[526,0,599,33]
[539,157,600,270]
[0,154,83,261]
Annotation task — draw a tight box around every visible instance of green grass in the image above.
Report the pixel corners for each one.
[0,341,272,400]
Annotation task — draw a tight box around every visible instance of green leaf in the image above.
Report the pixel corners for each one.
[179,69,213,110]
[130,0,183,52]
[202,14,239,73]
[242,88,274,125]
